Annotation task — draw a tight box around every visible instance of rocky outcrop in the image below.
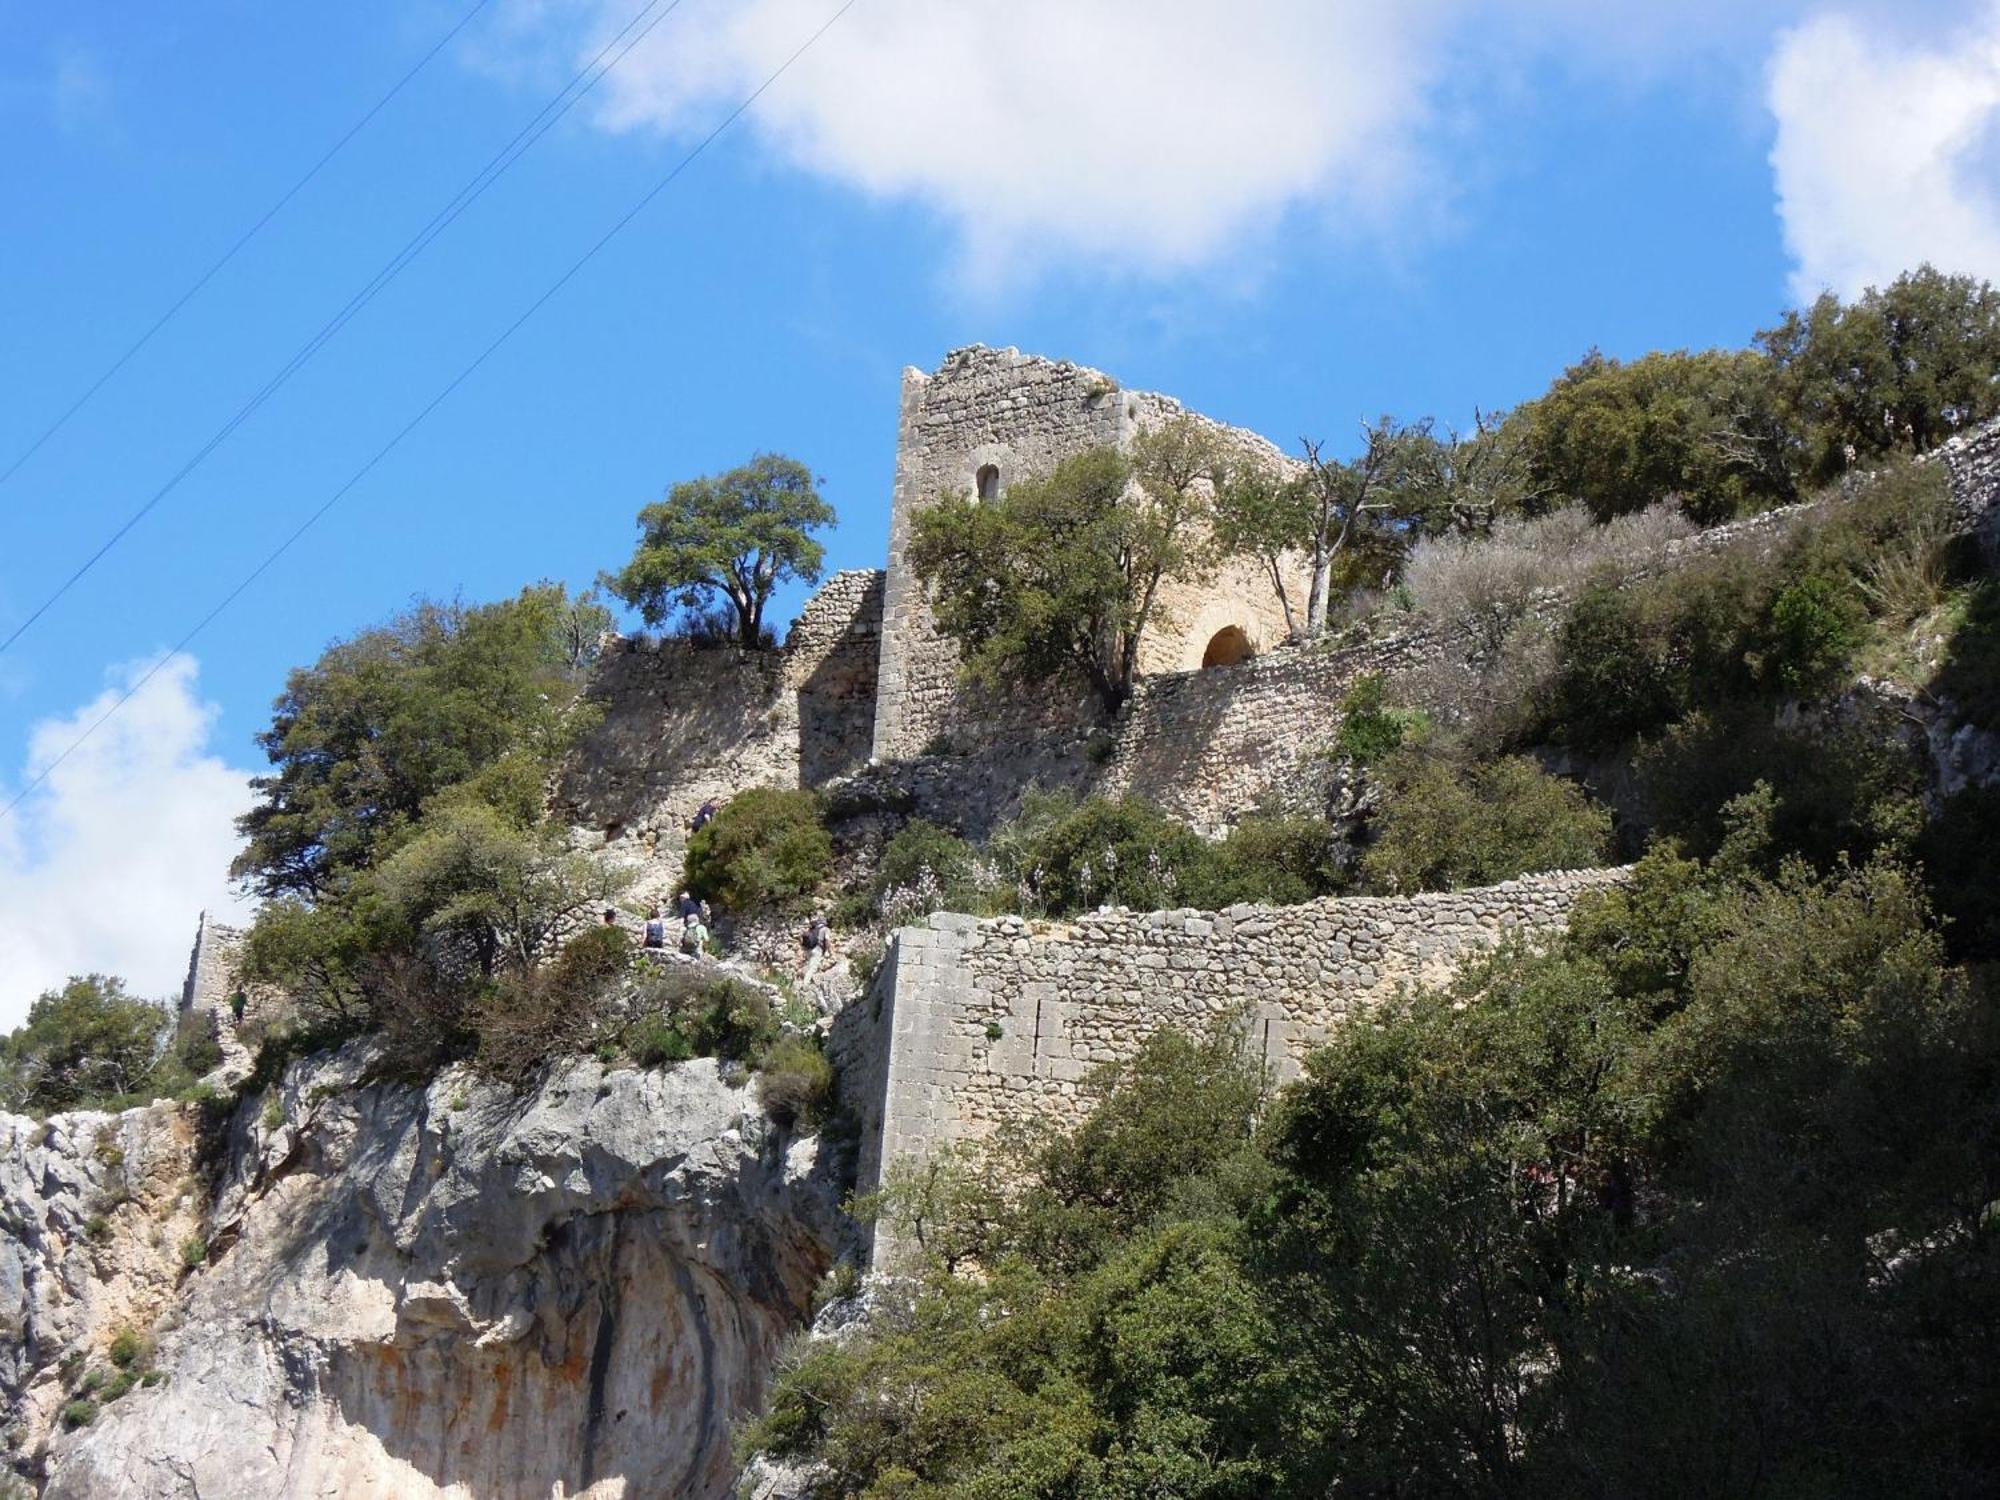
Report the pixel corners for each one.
[1,1103,206,1464]
[14,1045,845,1499]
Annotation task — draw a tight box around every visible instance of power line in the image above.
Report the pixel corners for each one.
[0,0,496,495]
[0,0,862,829]
[0,0,685,658]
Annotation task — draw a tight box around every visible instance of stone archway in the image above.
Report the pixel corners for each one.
[1200,625,1254,668]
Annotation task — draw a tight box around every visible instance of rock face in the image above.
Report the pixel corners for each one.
[1,1103,206,1460]
[17,1045,845,1499]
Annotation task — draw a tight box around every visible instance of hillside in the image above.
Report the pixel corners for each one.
[6,303,2000,1498]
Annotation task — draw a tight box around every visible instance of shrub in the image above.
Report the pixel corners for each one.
[1362,751,1613,894]
[756,1036,837,1132]
[623,1015,694,1068]
[60,1399,97,1430]
[1404,501,1696,649]
[1336,674,1427,764]
[1004,795,1218,916]
[683,788,833,914]
[870,819,980,920]
[627,967,778,1065]
[1636,707,1924,869]
[179,1237,208,1271]
[1211,815,1347,905]
[1765,573,1866,691]
[0,975,171,1114]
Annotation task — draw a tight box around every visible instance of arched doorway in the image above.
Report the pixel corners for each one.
[1201,625,1253,668]
[975,463,1001,501]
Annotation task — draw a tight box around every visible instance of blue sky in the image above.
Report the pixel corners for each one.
[2,0,1997,1020]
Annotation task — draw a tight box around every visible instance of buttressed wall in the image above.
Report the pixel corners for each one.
[846,868,1626,1259]
[871,345,1307,762]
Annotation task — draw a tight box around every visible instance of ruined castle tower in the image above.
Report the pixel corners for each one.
[871,345,1305,761]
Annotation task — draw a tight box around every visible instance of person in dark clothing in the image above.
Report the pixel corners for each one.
[643,906,668,950]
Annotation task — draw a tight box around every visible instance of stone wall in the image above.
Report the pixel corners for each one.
[870,346,1306,761]
[858,867,1624,1262]
[556,570,883,889]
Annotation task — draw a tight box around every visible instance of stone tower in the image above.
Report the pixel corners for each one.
[871,345,1302,762]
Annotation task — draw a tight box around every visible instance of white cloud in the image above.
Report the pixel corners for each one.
[0,655,255,1031]
[1768,2,2000,301]
[569,0,1459,285]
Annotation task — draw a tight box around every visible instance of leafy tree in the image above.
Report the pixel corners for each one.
[909,442,1212,712]
[1391,407,1549,532]
[1514,347,1798,524]
[233,584,609,900]
[368,799,632,981]
[1361,748,1613,893]
[602,453,834,646]
[1763,265,2000,481]
[1,976,170,1113]
[682,787,832,914]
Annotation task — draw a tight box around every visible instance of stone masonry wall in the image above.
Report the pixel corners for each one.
[871,346,1307,761]
[555,570,883,888]
[860,867,1625,1261]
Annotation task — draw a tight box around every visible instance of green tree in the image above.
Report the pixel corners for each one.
[233,584,609,900]
[602,453,834,646]
[1,976,170,1113]
[368,799,633,980]
[909,441,1212,712]
[1763,265,2000,481]
[1515,347,1797,523]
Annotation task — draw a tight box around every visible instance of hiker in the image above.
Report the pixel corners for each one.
[801,912,833,985]
[642,905,668,950]
[690,798,722,835]
[675,890,699,920]
[602,907,620,928]
[681,910,709,956]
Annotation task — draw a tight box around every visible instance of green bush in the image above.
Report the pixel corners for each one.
[179,1237,208,1271]
[682,788,833,914]
[1337,673,1426,764]
[756,1036,837,1132]
[1765,573,1866,690]
[0,975,171,1114]
[626,968,778,1065]
[60,1399,97,1430]
[1007,795,1218,915]
[1362,751,1613,894]
[869,819,980,918]
[1210,815,1347,906]
[1636,708,1924,870]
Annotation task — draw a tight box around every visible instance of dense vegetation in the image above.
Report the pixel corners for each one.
[752,808,2000,1496]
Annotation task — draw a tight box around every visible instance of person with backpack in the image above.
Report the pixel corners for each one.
[681,910,709,956]
[642,906,668,951]
[801,912,833,985]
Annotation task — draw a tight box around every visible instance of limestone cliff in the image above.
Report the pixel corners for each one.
[6,1045,845,1499]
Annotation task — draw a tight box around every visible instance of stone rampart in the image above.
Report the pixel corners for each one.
[556,570,883,884]
[857,867,1625,1260]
